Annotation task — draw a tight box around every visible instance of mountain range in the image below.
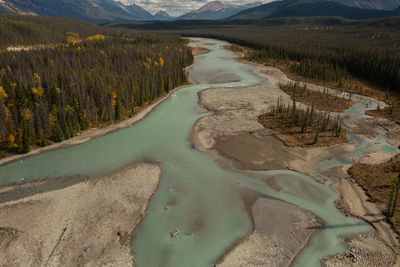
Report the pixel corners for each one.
[0,0,400,23]
[0,0,264,22]
[330,0,400,10]
[179,1,262,20]
[153,10,173,21]
[0,0,154,22]
[229,0,400,20]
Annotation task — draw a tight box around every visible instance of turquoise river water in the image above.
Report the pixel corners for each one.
[0,39,398,266]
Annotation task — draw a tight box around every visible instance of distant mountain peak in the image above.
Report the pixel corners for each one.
[179,1,262,20]
[155,10,170,16]
[153,10,174,20]
[196,1,238,12]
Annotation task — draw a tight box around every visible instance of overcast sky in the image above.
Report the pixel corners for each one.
[116,0,274,16]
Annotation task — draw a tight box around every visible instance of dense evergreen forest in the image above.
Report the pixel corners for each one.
[0,15,102,48]
[109,16,400,93]
[0,15,193,155]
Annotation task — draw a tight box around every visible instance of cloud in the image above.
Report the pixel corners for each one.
[116,0,275,16]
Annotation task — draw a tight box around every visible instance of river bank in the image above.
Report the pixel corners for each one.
[0,41,206,167]
[0,41,207,266]
[0,161,161,266]
[0,84,185,166]
[192,46,400,266]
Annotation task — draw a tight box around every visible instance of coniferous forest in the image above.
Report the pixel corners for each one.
[112,17,400,94]
[227,22,399,93]
[0,16,193,155]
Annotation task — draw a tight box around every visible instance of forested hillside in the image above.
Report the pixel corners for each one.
[0,15,193,156]
[0,15,101,48]
[113,16,400,94]
[330,0,400,10]
[236,18,400,92]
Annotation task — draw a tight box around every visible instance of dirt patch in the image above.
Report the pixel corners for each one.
[213,131,298,170]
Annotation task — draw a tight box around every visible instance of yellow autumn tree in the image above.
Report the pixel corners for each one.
[8,134,15,147]
[0,86,7,99]
[86,34,106,41]
[23,108,31,121]
[32,73,44,96]
[33,73,41,85]
[48,113,57,127]
[112,91,117,106]
[3,105,9,124]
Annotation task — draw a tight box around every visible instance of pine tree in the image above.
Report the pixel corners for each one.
[21,125,31,153]
[388,175,400,218]
[53,121,65,143]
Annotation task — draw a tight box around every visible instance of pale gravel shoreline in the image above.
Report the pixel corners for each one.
[192,45,400,266]
[218,198,322,267]
[0,161,161,266]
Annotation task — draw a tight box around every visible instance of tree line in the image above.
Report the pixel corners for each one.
[0,14,102,49]
[227,28,400,92]
[0,32,193,154]
[140,16,400,94]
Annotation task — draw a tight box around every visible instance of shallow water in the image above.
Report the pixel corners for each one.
[0,39,397,266]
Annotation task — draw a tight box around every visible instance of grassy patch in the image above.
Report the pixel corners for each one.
[279,82,352,113]
[259,96,347,147]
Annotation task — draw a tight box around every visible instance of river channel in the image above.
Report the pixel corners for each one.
[0,38,398,266]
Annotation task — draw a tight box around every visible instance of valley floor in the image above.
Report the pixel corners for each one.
[0,39,399,267]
